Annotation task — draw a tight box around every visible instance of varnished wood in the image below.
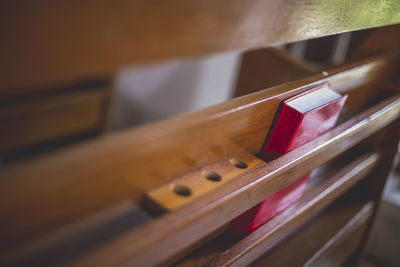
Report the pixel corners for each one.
[176,149,378,266]
[1,201,144,265]
[1,2,399,265]
[251,201,373,267]
[352,119,400,266]
[145,151,263,212]
[205,153,378,267]
[349,24,400,61]
[72,95,400,267]
[234,48,316,97]
[0,87,110,152]
[305,214,369,267]
[0,56,395,256]
[1,1,400,90]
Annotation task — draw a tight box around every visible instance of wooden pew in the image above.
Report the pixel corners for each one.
[1,1,400,266]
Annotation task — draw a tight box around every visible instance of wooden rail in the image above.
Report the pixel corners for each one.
[0,55,396,253]
[206,153,378,266]
[252,201,374,267]
[1,1,400,90]
[0,54,399,266]
[1,2,400,266]
[72,95,400,266]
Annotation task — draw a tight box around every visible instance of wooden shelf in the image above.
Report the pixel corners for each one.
[1,3,400,266]
[251,201,373,267]
[2,2,400,90]
[1,53,399,267]
[74,95,399,267]
[176,150,378,266]
[0,201,153,266]
[0,55,396,255]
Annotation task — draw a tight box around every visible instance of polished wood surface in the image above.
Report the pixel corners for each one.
[145,151,263,212]
[0,55,396,258]
[305,217,368,267]
[73,95,400,266]
[1,20,399,264]
[1,1,400,90]
[0,87,110,152]
[177,150,378,266]
[252,201,373,267]
[352,119,400,266]
[205,153,378,267]
[234,48,316,97]
[1,2,400,265]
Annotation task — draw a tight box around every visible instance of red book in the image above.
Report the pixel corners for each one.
[230,83,347,234]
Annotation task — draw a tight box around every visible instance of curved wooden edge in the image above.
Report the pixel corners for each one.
[349,24,400,61]
[234,48,316,97]
[144,151,264,213]
[1,1,400,89]
[0,55,397,255]
[304,203,373,267]
[252,201,374,267]
[206,152,379,267]
[72,95,400,267]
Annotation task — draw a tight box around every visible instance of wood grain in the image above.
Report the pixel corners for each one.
[251,201,373,267]
[0,87,110,152]
[352,119,400,266]
[72,95,400,267]
[144,151,263,212]
[176,149,378,267]
[0,56,396,257]
[206,153,378,267]
[305,214,369,267]
[0,201,147,265]
[1,1,400,90]
[234,48,316,97]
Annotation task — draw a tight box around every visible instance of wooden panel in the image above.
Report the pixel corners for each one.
[176,150,378,267]
[305,218,368,267]
[1,1,400,90]
[251,201,373,267]
[351,118,400,265]
[0,56,397,261]
[1,201,152,266]
[4,149,377,265]
[144,151,263,212]
[71,95,400,267]
[204,153,378,267]
[0,88,110,152]
[234,48,316,97]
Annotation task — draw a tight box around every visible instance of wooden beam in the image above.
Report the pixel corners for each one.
[0,55,396,253]
[1,1,400,90]
[73,94,400,267]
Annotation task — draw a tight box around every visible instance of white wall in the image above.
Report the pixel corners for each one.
[111,52,241,130]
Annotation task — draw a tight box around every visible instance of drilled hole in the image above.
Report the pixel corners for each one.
[173,184,192,197]
[202,170,222,182]
[229,158,248,169]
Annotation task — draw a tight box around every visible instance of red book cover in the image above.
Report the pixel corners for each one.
[230,83,347,234]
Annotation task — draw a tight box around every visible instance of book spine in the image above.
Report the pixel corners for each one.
[264,103,303,155]
[230,93,347,235]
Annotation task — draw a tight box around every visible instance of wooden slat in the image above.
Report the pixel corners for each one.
[0,55,397,257]
[1,1,400,90]
[176,149,378,267]
[234,48,316,97]
[251,201,373,267]
[351,117,400,266]
[144,151,264,212]
[0,88,110,152]
[305,214,369,267]
[72,95,400,267]
[1,201,152,266]
[206,152,378,266]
